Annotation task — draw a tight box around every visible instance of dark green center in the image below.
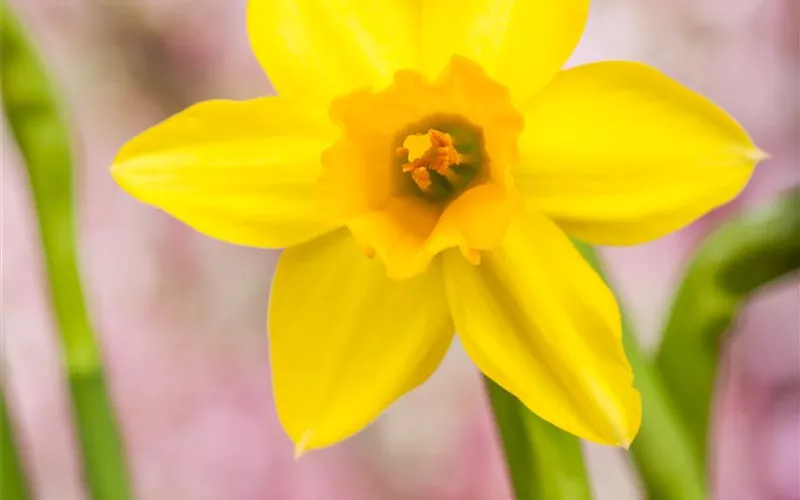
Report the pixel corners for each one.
[394,115,487,203]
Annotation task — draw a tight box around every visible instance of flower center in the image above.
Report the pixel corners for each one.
[320,56,525,279]
[394,118,485,202]
[398,129,461,191]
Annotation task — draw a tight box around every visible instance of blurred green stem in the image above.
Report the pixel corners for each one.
[1,391,31,500]
[485,378,592,500]
[1,5,132,500]
[657,191,800,465]
[575,243,706,500]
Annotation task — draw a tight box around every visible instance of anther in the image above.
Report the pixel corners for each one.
[410,167,432,190]
[400,129,462,193]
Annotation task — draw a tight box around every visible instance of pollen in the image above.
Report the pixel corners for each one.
[400,129,462,192]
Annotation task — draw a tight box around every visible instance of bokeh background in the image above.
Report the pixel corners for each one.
[2,0,798,499]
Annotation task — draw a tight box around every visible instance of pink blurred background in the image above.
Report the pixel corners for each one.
[2,0,798,499]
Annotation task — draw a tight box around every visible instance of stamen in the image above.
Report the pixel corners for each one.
[410,167,432,190]
[400,129,462,192]
[462,247,482,265]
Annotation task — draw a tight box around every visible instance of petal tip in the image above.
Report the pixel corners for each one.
[610,426,636,450]
[109,158,134,193]
[604,388,642,449]
[109,160,126,181]
[618,389,643,449]
[748,148,771,162]
[293,430,315,460]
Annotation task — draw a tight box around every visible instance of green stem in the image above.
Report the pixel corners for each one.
[656,191,800,465]
[485,378,593,500]
[1,5,132,499]
[622,324,706,500]
[575,242,707,500]
[68,374,132,499]
[1,391,31,500]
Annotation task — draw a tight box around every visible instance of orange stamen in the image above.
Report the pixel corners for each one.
[400,129,462,192]
[410,167,432,190]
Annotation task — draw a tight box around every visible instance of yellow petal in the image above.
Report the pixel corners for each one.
[248,0,420,105]
[269,229,454,452]
[517,62,765,245]
[112,98,337,248]
[443,211,641,446]
[422,0,589,104]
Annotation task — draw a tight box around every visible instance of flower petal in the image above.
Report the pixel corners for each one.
[443,212,641,446]
[248,0,420,105]
[269,229,454,453]
[517,62,765,245]
[112,98,337,248]
[422,0,589,104]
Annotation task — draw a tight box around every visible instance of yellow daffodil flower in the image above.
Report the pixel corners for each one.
[112,0,765,455]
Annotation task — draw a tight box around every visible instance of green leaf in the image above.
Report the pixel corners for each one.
[68,373,133,500]
[1,5,133,500]
[1,392,31,500]
[485,378,593,500]
[657,191,800,465]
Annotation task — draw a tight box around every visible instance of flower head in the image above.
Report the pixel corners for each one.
[112,0,764,454]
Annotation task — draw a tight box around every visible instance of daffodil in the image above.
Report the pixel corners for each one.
[112,0,764,455]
